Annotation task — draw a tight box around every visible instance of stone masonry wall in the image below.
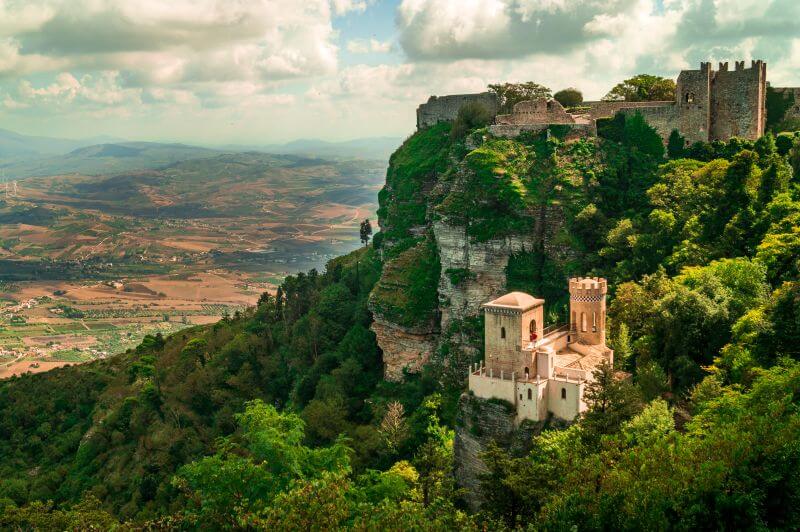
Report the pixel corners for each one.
[618,105,680,142]
[582,100,673,121]
[710,60,766,141]
[417,92,499,129]
[489,122,595,140]
[495,99,576,125]
[674,63,712,144]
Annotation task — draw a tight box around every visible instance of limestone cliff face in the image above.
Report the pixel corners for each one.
[370,317,438,382]
[434,220,536,332]
[370,127,594,381]
[455,393,554,510]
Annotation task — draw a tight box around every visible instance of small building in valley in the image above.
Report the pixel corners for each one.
[468,277,613,423]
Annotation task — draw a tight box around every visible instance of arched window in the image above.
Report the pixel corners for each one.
[529,319,537,342]
[500,326,506,339]
[592,311,597,332]
[581,312,587,332]
[571,311,577,331]
[527,388,532,400]
[561,387,567,400]
[524,366,529,379]
[685,92,694,103]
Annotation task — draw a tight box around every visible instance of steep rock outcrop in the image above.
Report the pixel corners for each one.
[370,317,439,381]
[434,220,536,332]
[368,239,441,380]
[454,393,557,511]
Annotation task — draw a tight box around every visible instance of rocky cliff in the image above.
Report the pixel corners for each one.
[369,124,615,380]
[454,393,570,510]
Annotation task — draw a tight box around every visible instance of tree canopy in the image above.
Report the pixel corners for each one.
[603,74,676,102]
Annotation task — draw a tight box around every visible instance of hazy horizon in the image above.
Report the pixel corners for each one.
[1,0,799,145]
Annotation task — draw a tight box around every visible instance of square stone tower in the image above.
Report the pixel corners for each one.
[675,61,713,144]
[709,60,767,141]
[569,277,607,346]
[482,292,544,375]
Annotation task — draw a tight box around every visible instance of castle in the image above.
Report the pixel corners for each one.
[468,277,612,423]
[418,60,800,145]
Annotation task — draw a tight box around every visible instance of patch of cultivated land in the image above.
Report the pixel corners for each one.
[0,270,267,379]
[0,151,384,377]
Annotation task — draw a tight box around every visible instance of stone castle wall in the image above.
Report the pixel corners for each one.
[495,99,575,125]
[710,61,766,141]
[618,105,681,142]
[416,92,499,129]
[488,122,595,140]
[415,60,779,145]
[583,100,673,121]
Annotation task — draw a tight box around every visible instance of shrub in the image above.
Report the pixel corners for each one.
[451,102,493,139]
[553,88,583,108]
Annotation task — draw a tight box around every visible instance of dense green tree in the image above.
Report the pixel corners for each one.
[581,361,643,442]
[603,74,676,102]
[553,87,583,108]
[451,102,494,138]
[667,129,686,158]
[488,82,552,113]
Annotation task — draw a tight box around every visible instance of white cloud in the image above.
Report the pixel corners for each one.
[15,71,142,108]
[1,0,800,144]
[331,0,369,15]
[346,38,392,54]
[1,0,341,84]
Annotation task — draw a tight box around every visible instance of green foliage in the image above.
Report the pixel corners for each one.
[445,267,475,286]
[620,399,674,446]
[537,363,800,529]
[377,123,452,243]
[437,138,535,242]
[488,82,551,113]
[369,238,440,328]
[603,74,676,102]
[505,250,569,325]
[553,87,583,108]
[667,128,686,158]
[766,86,796,132]
[581,361,643,442]
[451,102,493,139]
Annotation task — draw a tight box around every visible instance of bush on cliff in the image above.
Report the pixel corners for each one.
[377,123,452,243]
[369,238,441,328]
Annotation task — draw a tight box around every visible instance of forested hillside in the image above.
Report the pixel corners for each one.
[2,110,800,529]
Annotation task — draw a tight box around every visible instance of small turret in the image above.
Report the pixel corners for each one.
[568,277,607,346]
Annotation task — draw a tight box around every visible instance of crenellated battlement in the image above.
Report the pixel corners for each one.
[415,59,790,145]
[469,277,613,424]
[568,277,607,299]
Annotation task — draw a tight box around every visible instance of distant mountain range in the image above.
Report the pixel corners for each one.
[0,128,400,179]
[0,128,126,158]
[238,137,403,161]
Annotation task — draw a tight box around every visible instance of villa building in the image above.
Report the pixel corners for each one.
[468,277,613,423]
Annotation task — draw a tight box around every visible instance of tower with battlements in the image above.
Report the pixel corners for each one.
[569,277,607,346]
[416,59,785,146]
[469,277,614,423]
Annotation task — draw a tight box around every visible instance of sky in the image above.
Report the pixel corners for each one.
[1,0,800,144]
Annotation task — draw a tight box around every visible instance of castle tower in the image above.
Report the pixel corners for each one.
[709,59,767,141]
[675,61,713,144]
[483,292,544,376]
[569,277,607,346]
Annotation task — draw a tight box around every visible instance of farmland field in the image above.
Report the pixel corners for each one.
[0,149,384,378]
[0,271,264,378]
